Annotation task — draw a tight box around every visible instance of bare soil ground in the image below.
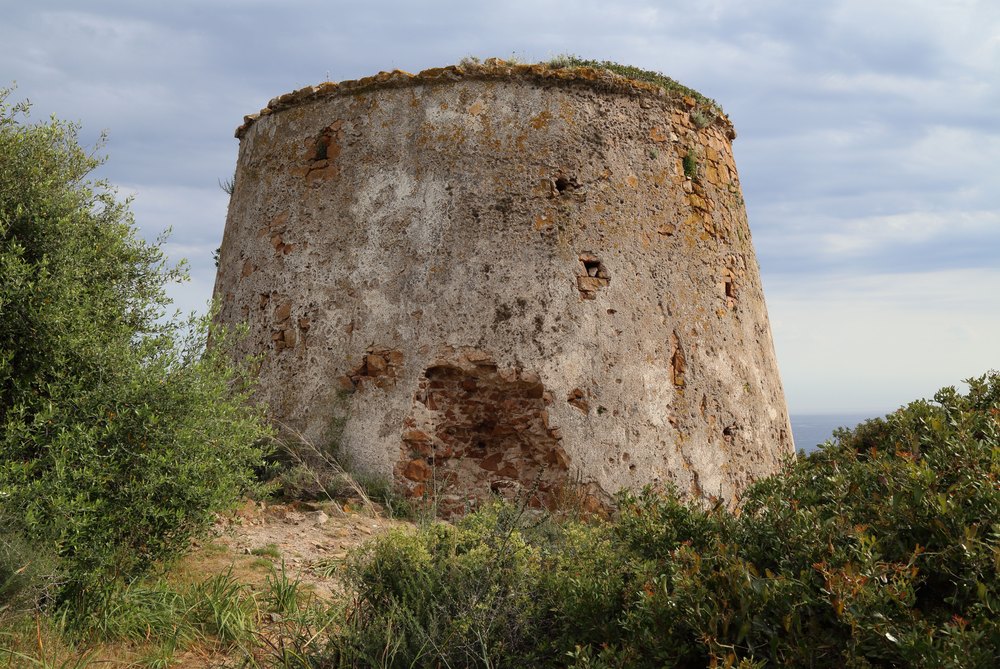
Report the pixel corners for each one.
[184,498,408,598]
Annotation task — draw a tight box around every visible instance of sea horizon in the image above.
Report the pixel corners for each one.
[789,412,887,453]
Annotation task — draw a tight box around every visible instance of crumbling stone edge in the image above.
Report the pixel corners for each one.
[235,58,735,140]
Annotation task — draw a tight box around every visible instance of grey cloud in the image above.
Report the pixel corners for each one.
[3,0,998,412]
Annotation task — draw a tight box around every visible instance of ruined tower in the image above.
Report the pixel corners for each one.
[213,61,793,513]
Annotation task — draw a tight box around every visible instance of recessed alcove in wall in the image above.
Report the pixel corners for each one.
[398,358,569,515]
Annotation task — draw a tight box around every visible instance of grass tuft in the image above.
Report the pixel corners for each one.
[251,544,282,559]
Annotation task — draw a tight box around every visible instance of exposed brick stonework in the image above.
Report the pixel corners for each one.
[398,352,571,515]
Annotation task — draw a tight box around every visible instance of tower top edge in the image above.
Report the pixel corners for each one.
[235,58,735,140]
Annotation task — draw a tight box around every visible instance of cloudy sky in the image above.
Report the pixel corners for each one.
[3,1,998,415]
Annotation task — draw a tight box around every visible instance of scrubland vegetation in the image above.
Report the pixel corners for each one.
[324,373,998,667]
[1,90,997,667]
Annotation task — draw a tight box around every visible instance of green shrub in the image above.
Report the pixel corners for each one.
[331,504,549,668]
[314,372,999,667]
[0,89,270,602]
[682,148,699,180]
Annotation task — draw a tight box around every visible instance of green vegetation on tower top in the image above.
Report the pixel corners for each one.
[240,56,728,139]
[544,54,724,116]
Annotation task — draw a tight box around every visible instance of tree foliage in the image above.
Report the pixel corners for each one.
[0,89,270,601]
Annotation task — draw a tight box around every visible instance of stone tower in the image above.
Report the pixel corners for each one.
[213,61,793,514]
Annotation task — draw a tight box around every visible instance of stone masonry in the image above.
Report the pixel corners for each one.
[213,61,794,515]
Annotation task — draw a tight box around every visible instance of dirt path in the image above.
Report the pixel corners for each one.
[180,499,410,600]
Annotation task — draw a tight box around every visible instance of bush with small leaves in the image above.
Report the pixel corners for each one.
[313,372,998,668]
[0,89,270,604]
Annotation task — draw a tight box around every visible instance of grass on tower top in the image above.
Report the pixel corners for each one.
[544,54,723,116]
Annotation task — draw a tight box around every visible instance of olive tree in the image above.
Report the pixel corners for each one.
[0,89,269,601]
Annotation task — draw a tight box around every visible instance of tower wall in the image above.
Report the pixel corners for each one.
[214,63,793,513]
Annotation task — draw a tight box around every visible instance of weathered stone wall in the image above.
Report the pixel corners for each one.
[214,62,794,514]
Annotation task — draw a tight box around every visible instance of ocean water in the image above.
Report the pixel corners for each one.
[789,413,884,454]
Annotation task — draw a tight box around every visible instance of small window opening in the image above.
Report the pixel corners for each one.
[579,253,609,280]
[314,137,329,161]
[577,253,610,299]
